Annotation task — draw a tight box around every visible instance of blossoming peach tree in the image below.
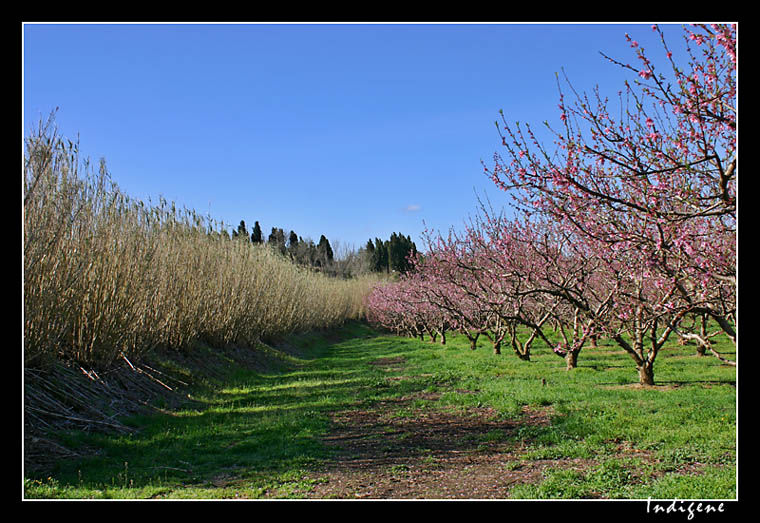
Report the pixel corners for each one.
[484,23,736,385]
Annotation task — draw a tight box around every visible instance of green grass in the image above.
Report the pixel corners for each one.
[24,321,736,499]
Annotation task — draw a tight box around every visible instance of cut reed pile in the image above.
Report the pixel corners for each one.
[23,113,376,372]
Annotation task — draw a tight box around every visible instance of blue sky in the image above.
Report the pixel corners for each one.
[23,22,685,252]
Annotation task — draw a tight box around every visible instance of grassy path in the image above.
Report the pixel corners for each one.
[24,321,736,500]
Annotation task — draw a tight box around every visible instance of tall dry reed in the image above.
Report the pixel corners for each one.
[23,113,375,370]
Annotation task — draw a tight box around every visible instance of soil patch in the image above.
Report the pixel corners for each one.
[600,383,681,391]
[295,393,592,499]
[368,356,407,368]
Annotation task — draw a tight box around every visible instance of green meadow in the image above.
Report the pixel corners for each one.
[24,321,736,500]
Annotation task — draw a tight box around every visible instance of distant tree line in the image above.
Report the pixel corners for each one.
[230,220,333,269]
[364,233,417,274]
[227,219,417,279]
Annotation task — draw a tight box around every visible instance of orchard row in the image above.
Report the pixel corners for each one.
[365,24,736,386]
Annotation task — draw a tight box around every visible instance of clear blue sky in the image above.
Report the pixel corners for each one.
[23,22,685,253]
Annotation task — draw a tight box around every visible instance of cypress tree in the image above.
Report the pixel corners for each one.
[237,220,249,240]
[287,230,299,259]
[251,221,263,243]
[268,227,286,255]
[373,238,387,273]
[317,235,334,266]
[389,233,400,272]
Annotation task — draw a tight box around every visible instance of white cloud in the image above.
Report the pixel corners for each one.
[404,204,421,212]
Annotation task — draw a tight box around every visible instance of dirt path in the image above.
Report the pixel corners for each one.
[300,393,573,499]
[284,356,590,499]
[295,387,607,499]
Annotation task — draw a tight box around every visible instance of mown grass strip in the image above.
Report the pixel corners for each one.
[24,321,736,499]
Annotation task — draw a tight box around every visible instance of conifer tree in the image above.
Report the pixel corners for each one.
[251,221,263,243]
[317,235,334,267]
[268,227,286,255]
[236,220,249,240]
[373,238,388,273]
[286,230,297,251]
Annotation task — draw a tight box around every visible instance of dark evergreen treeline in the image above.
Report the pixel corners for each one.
[228,219,417,278]
[364,233,417,274]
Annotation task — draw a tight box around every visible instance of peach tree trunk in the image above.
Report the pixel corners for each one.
[566,350,579,370]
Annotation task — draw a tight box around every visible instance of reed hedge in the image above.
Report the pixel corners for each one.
[23,115,374,370]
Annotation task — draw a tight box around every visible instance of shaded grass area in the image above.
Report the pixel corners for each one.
[24,321,736,499]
